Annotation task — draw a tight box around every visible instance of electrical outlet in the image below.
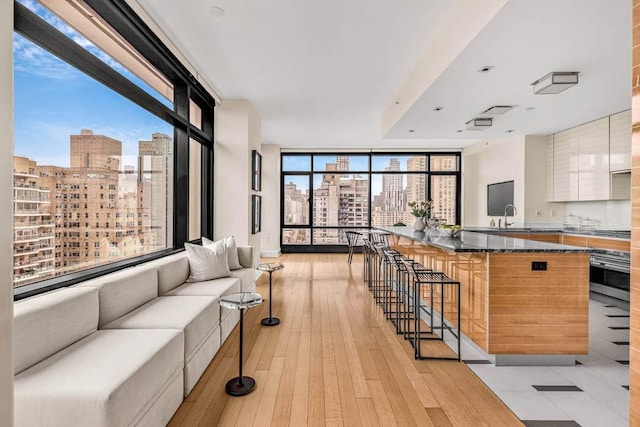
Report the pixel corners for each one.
[550,209,556,217]
[532,261,547,271]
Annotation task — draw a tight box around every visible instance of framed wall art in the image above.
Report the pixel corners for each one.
[252,195,261,234]
[252,150,262,191]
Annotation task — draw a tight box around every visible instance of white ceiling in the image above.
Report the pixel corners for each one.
[134,0,631,149]
[386,0,632,141]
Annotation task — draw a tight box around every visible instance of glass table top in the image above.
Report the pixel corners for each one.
[256,263,284,272]
[219,292,264,309]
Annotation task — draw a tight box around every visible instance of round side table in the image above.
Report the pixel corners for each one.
[257,263,284,326]
[219,292,263,396]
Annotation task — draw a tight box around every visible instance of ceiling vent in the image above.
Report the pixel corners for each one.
[481,105,515,115]
[531,72,579,94]
[465,118,492,130]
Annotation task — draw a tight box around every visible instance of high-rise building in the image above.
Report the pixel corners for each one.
[283,181,308,225]
[406,156,426,207]
[12,156,55,287]
[70,129,121,170]
[139,133,173,247]
[382,158,403,211]
[372,157,411,227]
[430,156,457,224]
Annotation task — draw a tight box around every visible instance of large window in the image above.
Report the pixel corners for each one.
[13,0,215,298]
[281,152,461,250]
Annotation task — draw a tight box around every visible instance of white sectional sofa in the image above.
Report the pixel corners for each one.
[13,245,257,427]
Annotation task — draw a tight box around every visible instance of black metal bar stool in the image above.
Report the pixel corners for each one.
[402,259,461,361]
[345,231,361,264]
[385,251,417,336]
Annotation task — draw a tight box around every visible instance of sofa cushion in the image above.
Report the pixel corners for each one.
[164,277,241,321]
[143,252,190,295]
[185,241,230,282]
[77,265,158,328]
[13,287,99,375]
[14,329,184,427]
[102,296,220,365]
[237,245,255,268]
[203,236,242,270]
[164,276,240,299]
[230,268,256,293]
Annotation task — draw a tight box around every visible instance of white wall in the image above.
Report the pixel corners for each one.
[524,136,566,224]
[260,144,281,257]
[0,0,14,424]
[463,136,567,228]
[463,138,526,227]
[214,100,261,264]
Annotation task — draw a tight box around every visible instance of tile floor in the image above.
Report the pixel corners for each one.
[449,297,630,427]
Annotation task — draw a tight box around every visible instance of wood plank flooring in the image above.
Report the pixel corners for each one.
[168,253,522,426]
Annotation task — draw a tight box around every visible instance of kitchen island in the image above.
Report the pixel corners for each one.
[380,226,592,364]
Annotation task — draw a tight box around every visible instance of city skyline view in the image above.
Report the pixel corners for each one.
[283,154,458,244]
[13,129,173,287]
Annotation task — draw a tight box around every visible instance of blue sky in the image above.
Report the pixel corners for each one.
[14,0,172,168]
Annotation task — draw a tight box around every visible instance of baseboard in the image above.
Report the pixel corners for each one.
[260,249,281,258]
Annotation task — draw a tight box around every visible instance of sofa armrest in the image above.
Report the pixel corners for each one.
[237,246,255,268]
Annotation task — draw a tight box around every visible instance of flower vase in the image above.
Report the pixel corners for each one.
[412,217,426,231]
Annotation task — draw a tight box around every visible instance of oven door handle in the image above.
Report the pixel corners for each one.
[591,262,630,274]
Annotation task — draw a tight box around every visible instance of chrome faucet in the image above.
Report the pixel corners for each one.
[504,204,517,229]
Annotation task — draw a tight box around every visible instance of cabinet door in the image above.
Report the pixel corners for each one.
[609,110,631,172]
[553,128,579,201]
[578,117,610,201]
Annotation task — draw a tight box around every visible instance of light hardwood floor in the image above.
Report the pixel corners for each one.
[168,253,522,426]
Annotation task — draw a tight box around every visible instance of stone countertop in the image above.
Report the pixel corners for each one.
[378,226,593,253]
[463,227,630,241]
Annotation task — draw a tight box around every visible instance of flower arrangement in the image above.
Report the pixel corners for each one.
[407,200,433,218]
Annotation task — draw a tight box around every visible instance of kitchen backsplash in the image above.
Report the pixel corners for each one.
[565,200,631,230]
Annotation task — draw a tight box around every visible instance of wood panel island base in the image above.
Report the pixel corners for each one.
[380,226,591,366]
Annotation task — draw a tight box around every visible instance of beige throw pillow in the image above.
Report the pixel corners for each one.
[184,241,231,282]
[202,236,242,270]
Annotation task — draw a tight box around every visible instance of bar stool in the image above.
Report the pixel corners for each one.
[345,231,361,264]
[378,247,401,317]
[402,259,461,361]
[385,252,415,336]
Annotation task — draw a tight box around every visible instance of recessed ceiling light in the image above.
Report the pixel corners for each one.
[433,107,444,111]
[526,106,536,111]
[465,118,492,130]
[209,6,225,17]
[481,105,515,115]
[478,66,494,73]
[395,101,400,105]
[506,129,516,133]
[456,130,464,133]
[531,71,579,94]
[408,129,415,133]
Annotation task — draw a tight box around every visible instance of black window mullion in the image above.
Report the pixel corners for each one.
[173,83,189,247]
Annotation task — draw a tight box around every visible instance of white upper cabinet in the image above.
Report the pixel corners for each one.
[552,128,579,201]
[609,110,631,172]
[577,117,610,201]
[548,114,624,202]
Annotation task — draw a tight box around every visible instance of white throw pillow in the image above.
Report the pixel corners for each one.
[184,241,231,282]
[202,236,243,270]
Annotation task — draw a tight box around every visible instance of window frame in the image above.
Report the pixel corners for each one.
[13,0,215,300]
[280,152,461,253]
